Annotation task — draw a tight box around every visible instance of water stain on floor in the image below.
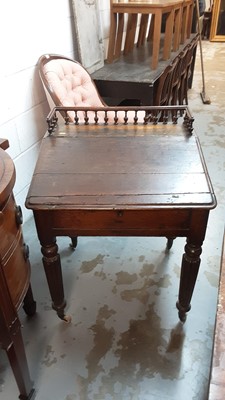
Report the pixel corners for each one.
[76,304,186,399]
[80,254,105,273]
[41,344,57,367]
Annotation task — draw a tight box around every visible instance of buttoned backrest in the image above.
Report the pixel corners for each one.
[38,53,146,124]
[41,57,105,109]
[38,54,106,122]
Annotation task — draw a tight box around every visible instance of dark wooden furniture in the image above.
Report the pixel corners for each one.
[207,232,225,400]
[0,139,36,400]
[25,106,216,324]
[92,33,198,106]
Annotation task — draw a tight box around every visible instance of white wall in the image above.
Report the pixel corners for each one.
[99,0,111,59]
[0,0,111,223]
[0,1,86,222]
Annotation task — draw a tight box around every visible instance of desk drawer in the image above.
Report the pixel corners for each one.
[51,209,191,236]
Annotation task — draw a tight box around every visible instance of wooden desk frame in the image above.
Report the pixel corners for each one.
[26,106,216,325]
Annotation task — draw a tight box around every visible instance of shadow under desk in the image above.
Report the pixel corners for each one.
[92,33,198,106]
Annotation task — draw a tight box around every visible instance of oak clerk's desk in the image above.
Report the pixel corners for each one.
[26,107,216,323]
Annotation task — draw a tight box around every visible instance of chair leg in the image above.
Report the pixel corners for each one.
[124,14,138,55]
[137,14,149,47]
[147,15,155,41]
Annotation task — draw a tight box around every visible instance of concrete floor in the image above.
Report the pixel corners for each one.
[1,41,225,400]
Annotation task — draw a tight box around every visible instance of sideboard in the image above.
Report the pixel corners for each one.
[0,138,36,400]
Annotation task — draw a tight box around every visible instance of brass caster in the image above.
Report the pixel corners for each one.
[178,310,187,324]
[176,301,190,324]
[63,314,72,323]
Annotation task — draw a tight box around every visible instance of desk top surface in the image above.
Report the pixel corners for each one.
[26,110,216,212]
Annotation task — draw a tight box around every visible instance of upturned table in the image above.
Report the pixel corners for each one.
[107,0,194,69]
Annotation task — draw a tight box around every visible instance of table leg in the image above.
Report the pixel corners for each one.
[40,239,70,322]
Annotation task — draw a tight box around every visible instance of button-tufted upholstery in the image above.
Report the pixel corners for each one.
[38,54,145,124]
[39,54,106,122]
[44,60,104,107]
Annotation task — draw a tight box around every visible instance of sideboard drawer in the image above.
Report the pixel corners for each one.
[0,194,22,256]
[2,229,30,309]
[0,141,35,400]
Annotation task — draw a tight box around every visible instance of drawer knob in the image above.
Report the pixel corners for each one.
[117,210,123,217]
[15,205,23,225]
[23,243,30,261]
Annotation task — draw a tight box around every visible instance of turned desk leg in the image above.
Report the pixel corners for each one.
[41,239,70,322]
[166,237,176,250]
[176,210,209,322]
[176,239,202,322]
